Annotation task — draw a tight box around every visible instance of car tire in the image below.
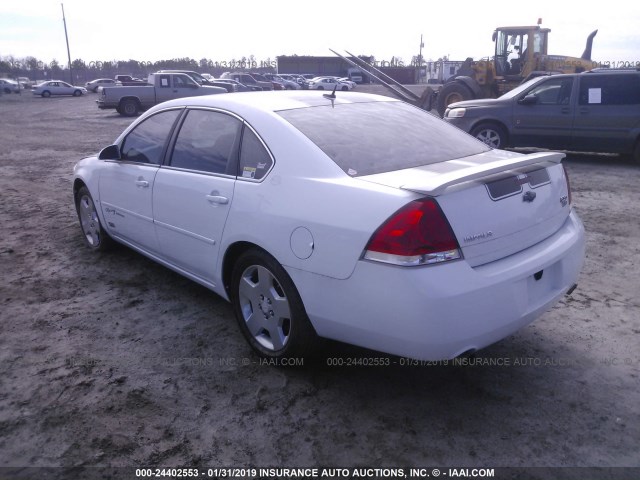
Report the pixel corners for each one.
[341,86,348,91]
[75,186,114,252]
[437,82,474,116]
[471,123,508,149]
[41,91,51,98]
[73,89,82,97]
[3,87,10,94]
[230,248,318,360]
[119,99,139,117]
[317,86,324,90]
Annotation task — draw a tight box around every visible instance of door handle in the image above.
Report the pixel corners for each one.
[206,194,229,205]
[561,107,570,114]
[135,179,149,188]
[579,108,589,115]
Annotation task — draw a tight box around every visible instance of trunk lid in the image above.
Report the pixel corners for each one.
[359,150,572,267]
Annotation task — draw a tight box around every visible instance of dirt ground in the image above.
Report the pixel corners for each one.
[0,90,638,479]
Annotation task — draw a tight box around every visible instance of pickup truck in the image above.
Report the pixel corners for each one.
[98,72,227,116]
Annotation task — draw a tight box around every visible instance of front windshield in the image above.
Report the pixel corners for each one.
[498,75,550,100]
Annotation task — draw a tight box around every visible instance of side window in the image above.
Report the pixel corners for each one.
[170,110,241,174]
[579,75,640,105]
[239,127,273,180]
[120,110,181,164]
[173,75,195,88]
[526,78,573,105]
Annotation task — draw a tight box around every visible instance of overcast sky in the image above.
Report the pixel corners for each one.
[1,0,639,67]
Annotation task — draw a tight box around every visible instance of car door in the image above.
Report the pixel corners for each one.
[58,81,73,95]
[98,109,182,253]
[152,108,242,284]
[510,76,575,149]
[570,73,640,154]
[155,74,198,103]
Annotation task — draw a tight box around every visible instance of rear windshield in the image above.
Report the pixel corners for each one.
[277,101,489,177]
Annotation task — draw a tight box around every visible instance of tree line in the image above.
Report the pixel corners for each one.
[0,55,277,83]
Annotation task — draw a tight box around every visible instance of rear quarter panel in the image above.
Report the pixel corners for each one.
[219,115,417,280]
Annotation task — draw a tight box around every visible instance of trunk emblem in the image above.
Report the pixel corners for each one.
[523,191,537,202]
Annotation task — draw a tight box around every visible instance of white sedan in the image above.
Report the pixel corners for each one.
[33,80,87,97]
[73,91,585,361]
[0,78,21,93]
[85,78,119,93]
[307,77,352,91]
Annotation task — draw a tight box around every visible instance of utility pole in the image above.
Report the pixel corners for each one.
[61,3,73,84]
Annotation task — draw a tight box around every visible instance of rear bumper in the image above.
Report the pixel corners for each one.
[288,210,585,360]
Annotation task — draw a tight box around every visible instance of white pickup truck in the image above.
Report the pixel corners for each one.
[97,72,227,116]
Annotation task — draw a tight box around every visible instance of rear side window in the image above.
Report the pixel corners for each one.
[120,110,181,164]
[169,109,241,174]
[277,101,490,177]
[579,74,640,105]
[239,127,273,180]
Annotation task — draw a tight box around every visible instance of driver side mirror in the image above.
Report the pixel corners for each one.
[518,94,538,106]
[98,144,121,160]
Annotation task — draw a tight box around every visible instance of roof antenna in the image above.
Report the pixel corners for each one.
[323,85,337,107]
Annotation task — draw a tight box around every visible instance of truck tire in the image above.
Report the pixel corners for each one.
[437,82,474,117]
[119,99,140,117]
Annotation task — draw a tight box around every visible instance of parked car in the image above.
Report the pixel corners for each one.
[308,77,352,91]
[213,78,254,92]
[156,70,235,93]
[17,77,34,89]
[0,78,21,94]
[251,72,277,91]
[114,75,147,86]
[338,77,357,89]
[85,78,119,93]
[281,74,309,89]
[220,72,271,91]
[32,80,87,97]
[264,74,300,90]
[444,69,640,162]
[73,91,584,361]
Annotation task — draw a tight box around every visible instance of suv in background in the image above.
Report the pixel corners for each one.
[220,72,272,91]
[444,69,640,162]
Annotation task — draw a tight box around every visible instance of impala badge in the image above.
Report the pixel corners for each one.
[560,195,569,207]
[523,191,536,202]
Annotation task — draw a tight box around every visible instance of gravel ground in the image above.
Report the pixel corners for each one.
[0,90,638,479]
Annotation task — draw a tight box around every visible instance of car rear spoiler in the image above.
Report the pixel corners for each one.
[401,152,565,196]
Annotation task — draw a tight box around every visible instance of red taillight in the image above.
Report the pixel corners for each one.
[562,164,572,206]
[364,198,462,266]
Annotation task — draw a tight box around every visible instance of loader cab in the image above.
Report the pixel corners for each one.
[493,26,549,79]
